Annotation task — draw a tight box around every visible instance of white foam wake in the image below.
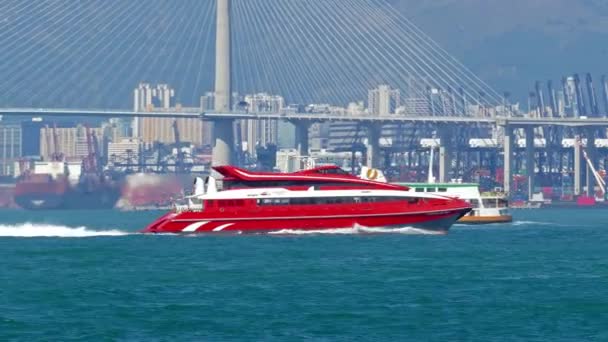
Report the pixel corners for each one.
[511,220,554,226]
[0,223,131,237]
[268,225,443,236]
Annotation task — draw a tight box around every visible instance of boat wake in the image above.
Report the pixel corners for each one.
[268,224,443,236]
[511,220,554,226]
[0,223,131,238]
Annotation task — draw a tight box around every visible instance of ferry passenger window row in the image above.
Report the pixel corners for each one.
[225,180,375,189]
[256,197,418,206]
[207,200,246,207]
[482,199,500,208]
[415,187,447,192]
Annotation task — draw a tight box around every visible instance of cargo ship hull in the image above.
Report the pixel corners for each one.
[14,186,122,210]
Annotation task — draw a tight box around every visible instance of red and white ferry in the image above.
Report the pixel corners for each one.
[142,165,471,234]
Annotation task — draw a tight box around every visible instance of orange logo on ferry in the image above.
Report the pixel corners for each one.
[366,168,378,180]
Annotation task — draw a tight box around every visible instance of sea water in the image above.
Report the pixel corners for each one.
[0,209,607,340]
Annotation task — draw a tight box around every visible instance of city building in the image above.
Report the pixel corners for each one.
[241,93,284,156]
[21,120,44,157]
[200,92,215,147]
[134,83,204,146]
[327,102,365,151]
[0,123,22,177]
[563,76,579,117]
[107,138,141,163]
[368,84,400,115]
[39,126,103,161]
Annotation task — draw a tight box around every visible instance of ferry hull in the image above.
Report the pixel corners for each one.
[143,208,470,234]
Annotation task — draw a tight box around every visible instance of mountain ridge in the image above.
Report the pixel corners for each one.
[392,0,608,99]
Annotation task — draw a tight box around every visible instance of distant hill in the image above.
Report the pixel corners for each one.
[391,0,608,100]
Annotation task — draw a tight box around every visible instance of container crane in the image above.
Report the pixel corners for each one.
[84,125,95,172]
[51,123,63,161]
[172,120,185,173]
[92,131,102,173]
[44,125,52,160]
[577,137,606,198]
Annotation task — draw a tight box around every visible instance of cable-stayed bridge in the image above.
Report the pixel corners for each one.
[0,0,606,195]
[0,0,502,110]
[4,107,608,127]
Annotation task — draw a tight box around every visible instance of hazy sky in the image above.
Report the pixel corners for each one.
[1,0,606,108]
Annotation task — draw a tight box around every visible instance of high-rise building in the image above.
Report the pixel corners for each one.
[0,123,22,176]
[368,85,400,116]
[327,102,364,151]
[200,92,215,147]
[133,83,173,137]
[39,126,103,161]
[21,120,44,157]
[134,83,204,146]
[200,92,215,111]
[107,138,141,164]
[241,93,284,156]
[564,76,579,117]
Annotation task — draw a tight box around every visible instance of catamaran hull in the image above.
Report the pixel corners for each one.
[143,208,470,234]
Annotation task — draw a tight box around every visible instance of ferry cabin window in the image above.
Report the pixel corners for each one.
[225,180,378,189]
[255,196,410,206]
[482,199,497,208]
[415,188,424,192]
[437,188,447,192]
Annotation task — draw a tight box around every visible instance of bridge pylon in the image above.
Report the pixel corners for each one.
[211,0,234,170]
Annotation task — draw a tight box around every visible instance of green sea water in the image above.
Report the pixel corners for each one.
[0,209,607,341]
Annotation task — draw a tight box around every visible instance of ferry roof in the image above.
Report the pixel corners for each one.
[213,165,408,191]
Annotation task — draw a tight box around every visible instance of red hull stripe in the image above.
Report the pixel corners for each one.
[171,207,470,222]
[147,209,469,234]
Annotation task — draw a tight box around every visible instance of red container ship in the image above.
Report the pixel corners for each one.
[143,165,472,234]
[0,183,16,208]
